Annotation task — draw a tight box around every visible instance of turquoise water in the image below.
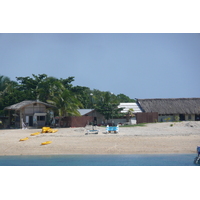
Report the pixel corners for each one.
[0,154,199,166]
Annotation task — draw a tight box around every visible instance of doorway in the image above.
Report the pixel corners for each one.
[29,116,33,126]
[179,114,185,121]
[195,114,200,121]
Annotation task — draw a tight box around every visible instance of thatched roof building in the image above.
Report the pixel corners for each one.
[4,100,55,110]
[4,100,55,128]
[137,98,200,115]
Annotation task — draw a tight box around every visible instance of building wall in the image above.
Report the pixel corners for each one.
[107,117,136,125]
[84,111,105,125]
[158,115,174,122]
[158,114,196,122]
[62,116,93,127]
[0,117,8,129]
[22,103,47,127]
[130,117,137,124]
[185,114,195,121]
[136,112,158,124]
[106,118,127,125]
[24,103,46,115]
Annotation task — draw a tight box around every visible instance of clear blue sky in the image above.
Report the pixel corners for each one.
[0,33,200,99]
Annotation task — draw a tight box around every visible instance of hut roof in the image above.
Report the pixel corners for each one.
[4,100,55,110]
[77,109,94,115]
[137,98,200,115]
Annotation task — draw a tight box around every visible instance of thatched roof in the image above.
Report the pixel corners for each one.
[4,100,55,110]
[137,98,200,115]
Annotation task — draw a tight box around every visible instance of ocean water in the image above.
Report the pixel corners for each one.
[0,154,199,166]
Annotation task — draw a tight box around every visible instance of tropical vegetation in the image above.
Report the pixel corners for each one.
[0,74,135,120]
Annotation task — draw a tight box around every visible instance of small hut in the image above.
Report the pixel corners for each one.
[4,100,55,128]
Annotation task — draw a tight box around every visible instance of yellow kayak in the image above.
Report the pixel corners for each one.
[19,137,29,141]
[41,127,58,133]
[30,132,40,136]
[41,127,50,133]
[41,141,52,145]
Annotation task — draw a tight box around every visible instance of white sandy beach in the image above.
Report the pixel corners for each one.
[0,121,200,155]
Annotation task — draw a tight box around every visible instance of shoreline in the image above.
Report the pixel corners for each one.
[0,153,197,157]
[0,121,200,156]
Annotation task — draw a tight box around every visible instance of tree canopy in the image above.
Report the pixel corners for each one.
[0,74,135,120]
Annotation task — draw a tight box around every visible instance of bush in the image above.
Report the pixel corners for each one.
[174,116,179,122]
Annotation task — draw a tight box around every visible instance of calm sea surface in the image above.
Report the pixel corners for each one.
[0,154,199,166]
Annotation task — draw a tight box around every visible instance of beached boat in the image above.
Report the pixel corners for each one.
[41,141,52,145]
[85,125,99,134]
[19,137,29,141]
[41,127,58,133]
[30,132,40,136]
[194,146,200,164]
[194,157,200,164]
[197,146,200,155]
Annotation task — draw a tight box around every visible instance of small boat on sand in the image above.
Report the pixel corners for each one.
[19,137,29,141]
[197,146,200,156]
[41,127,58,133]
[30,132,40,136]
[41,141,52,145]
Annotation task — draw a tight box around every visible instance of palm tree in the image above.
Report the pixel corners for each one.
[126,108,134,124]
[0,75,19,116]
[47,89,82,127]
[0,75,11,96]
[37,76,64,102]
[0,75,18,101]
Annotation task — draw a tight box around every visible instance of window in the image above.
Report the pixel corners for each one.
[188,115,192,120]
[37,116,45,121]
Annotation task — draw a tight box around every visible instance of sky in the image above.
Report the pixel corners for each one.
[0,33,200,99]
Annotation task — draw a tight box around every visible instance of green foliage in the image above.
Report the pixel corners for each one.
[71,86,91,108]
[165,117,171,122]
[92,91,123,120]
[15,74,75,102]
[16,74,48,100]
[0,75,11,93]
[59,77,75,90]
[47,89,82,117]
[125,108,134,122]
[0,75,24,114]
[174,115,179,122]
[116,93,135,103]
[0,74,135,121]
